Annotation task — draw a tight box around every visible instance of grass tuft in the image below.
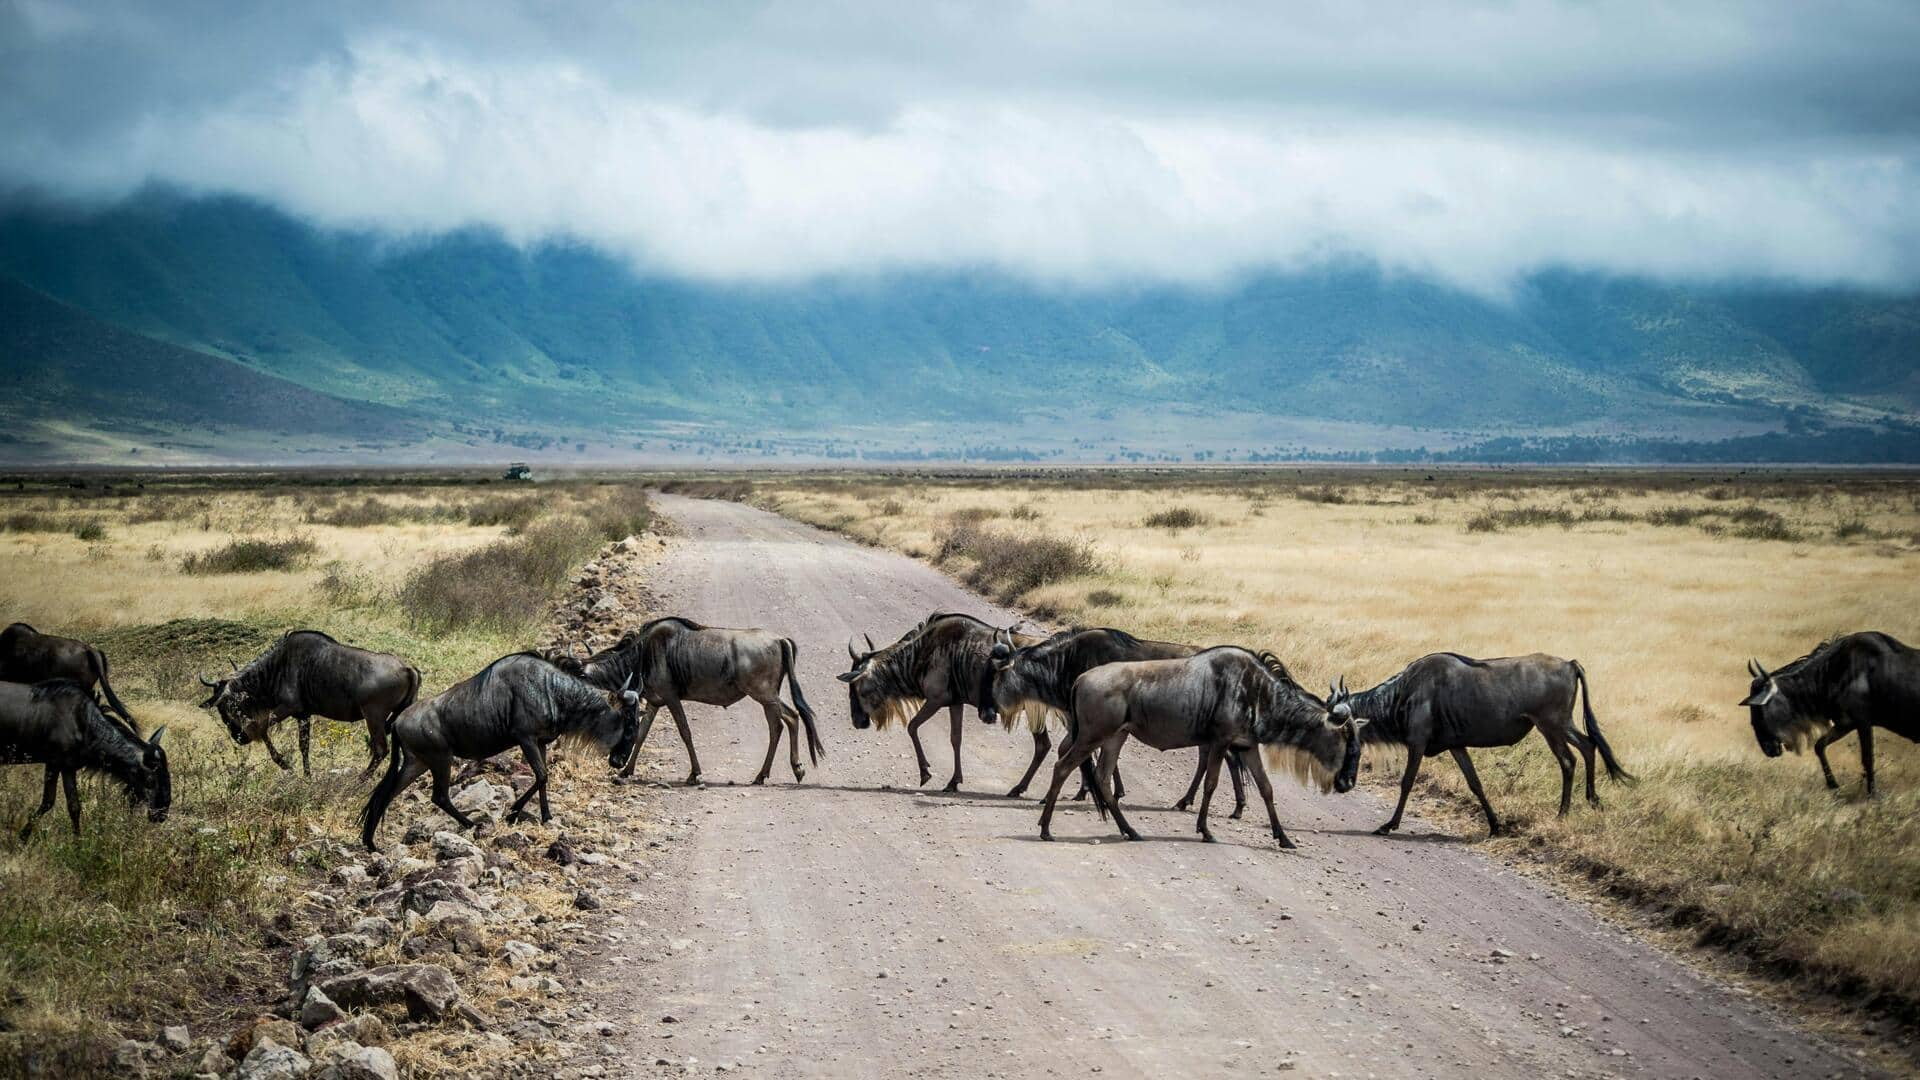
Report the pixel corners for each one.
[179,534,319,574]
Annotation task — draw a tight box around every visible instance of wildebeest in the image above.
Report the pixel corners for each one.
[1743,631,1919,795]
[1329,652,1631,837]
[988,626,1247,813]
[0,679,169,838]
[1,622,137,728]
[199,630,420,776]
[1040,648,1364,848]
[839,613,1044,793]
[358,653,640,849]
[556,616,822,786]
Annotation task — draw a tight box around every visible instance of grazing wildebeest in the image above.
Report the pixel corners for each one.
[358,653,639,850]
[1,622,137,728]
[558,617,822,786]
[199,630,420,776]
[1329,652,1631,837]
[1040,648,1364,848]
[988,626,1247,813]
[1743,631,1919,795]
[0,680,169,838]
[839,613,1044,793]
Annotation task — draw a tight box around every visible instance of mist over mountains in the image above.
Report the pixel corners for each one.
[2,191,1917,465]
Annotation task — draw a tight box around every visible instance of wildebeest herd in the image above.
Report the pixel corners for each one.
[0,615,1915,848]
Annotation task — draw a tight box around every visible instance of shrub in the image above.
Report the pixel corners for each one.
[947,506,1002,525]
[1007,503,1042,521]
[464,494,542,531]
[1142,506,1209,529]
[179,534,319,574]
[398,518,594,631]
[875,498,907,517]
[0,510,59,533]
[934,521,1101,599]
[1294,486,1349,505]
[1833,518,1871,540]
[71,518,107,542]
[307,497,408,527]
[582,485,652,542]
[1646,506,1708,527]
[1085,588,1126,607]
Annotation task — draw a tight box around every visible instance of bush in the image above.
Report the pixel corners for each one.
[307,497,410,527]
[71,518,107,542]
[1086,588,1126,607]
[464,494,542,531]
[1833,518,1872,540]
[179,534,319,574]
[1294,486,1349,504]
[1142,506,1209,529]
[934,521,1101,599]
[582,485,652,542]
[947,506,1002,525]
[0,510,59,533]
[398,518,595,631]
[1646,506,1708,527]
[1007,503,1042,521]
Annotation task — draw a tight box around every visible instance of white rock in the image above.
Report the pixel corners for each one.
[234,1039,311,1080]
[313,1046,399,1080]
[432,831,481,861]
[452,780,502,813]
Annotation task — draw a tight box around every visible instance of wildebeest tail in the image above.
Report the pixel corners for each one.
[398,666,422,715]
[1571,660,1634,783]
[89,648,137,733]
[781,638,824,764]
[358,736,407,850]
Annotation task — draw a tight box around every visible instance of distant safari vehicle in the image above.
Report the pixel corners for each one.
[502,462,533,481]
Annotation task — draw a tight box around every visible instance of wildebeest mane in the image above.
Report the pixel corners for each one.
[23,680,152,794]
[857,613,996,728]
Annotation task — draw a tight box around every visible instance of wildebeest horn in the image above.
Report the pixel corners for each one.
[847,635,863,661]
[864,633,876,653]
[1338,674,1348,694]
[147,725,166,748]
[229,659,239,673]
[622,672,635,691]
[1747,658,1762,678]
[199,674,218,687]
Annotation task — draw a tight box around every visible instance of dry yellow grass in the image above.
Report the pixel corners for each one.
[761,471,1920,1011]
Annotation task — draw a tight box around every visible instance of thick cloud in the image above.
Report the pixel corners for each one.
[3,0,1918,291]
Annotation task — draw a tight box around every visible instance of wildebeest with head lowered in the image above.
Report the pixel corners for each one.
[557,616,822,786]
[1,622,137,729]
[1041,648,1365,848]
[1743,631,1919,795]
[359,653,640,849]
[840,613,1043,793]
[988,626,1247,813]
[1329,652,1631,837]
[1,679,169,838]
[199,630,419,777]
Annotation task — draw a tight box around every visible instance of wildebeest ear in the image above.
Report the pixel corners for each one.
[147,725,167,749]
[1349,716,1370,731]
[836,670,857,683]
[990,642,1010,661]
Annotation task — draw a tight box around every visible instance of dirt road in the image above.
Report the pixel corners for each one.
[580,493,1868,1078]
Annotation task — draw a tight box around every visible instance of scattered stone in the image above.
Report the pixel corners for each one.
[312,1045,399,1080]
[452,779,503,813]
[228,1017,305,1059]
[350,916,396,945]
[330,864,372,887]
[307,1016,388,1060]
[573,890,602,911]
[159,1024,192,1052]
[196,1043,234,1076]
[500,940,543,971]
[432,831,482,861]
[301,985,347,1030]
[546,839,578,865]
[320,964,466,1023]
[111,1039,161,1071]
[234,1038,311,1080]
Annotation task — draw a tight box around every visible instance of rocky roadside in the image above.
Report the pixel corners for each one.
[108,534,680,1080]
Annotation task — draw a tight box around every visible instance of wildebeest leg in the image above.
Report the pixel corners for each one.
[1449,749,1501,835]
[1540,729,1577,817]
[666,699,703,785]
[1194,745,1226,843]
[1091,733,1141,841]
[429,759,476,830]
[258,725,293,771]
[1858,722,1876,796]
[1237,748,1295,849]
[61,768,82,835]
[901,699,943,787]
[1568,729,1600,806]
[1174,756,1206,811]
[1075,740,1126,802]
[297,715,313,777]
[1377,749,1423,835]
[507,739,550,823]
[1038,735,1102,841]
[1226,751,1246,819]
[21,767,59,839]
[943,703,966,792]
[363,708,390,777]
[781,705,805,782]
[1812,719,1859,790]
[1006,728,1052,798]
[752,700,784,785]
[620,704,662,778]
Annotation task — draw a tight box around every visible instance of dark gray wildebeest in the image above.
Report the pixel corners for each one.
[199,630,419,777]
[557,617,822,786]
[1743,631,1919,795]
[0,679,169,838]
[359,653,640,850]
[1,622,138,729]
[1041,648,1365,848]
[988,626,1248,812]
[1329,652,1632,837]
[840,613,1045,793]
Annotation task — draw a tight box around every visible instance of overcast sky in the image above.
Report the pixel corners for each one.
[3,0,1918,292]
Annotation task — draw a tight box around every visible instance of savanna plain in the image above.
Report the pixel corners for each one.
[3,467,1919,1075]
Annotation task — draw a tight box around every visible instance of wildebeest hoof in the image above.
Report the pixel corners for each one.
[792,765,806,782]
[1200,832,1216,843]
[1276,836,1297,850]
[1004,786,1027,798]
[917,770,932,787]
[751,775,768,786]
[1373,823,1397,836]
[1123,829,1143,841]
[1172,800,1191,812]
[506,811,535,825]
[942,780,961,793]
[1229,809,1245,820]
[1039,830,1053,841]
